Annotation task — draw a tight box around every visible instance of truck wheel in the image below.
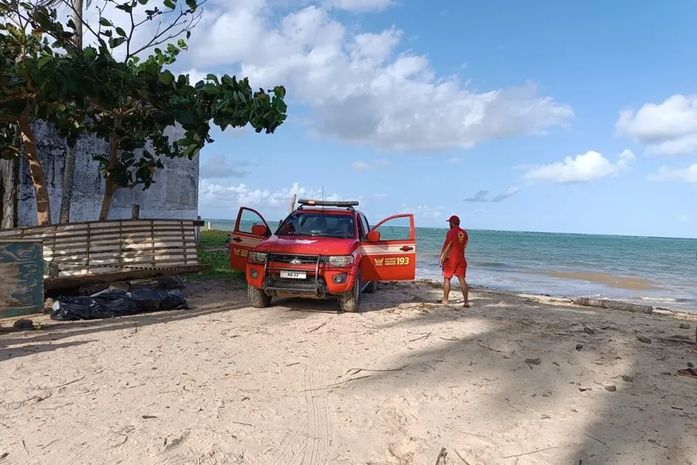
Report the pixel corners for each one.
[248,284,271,308]
[339,274,361,312]
[365,281,377,293]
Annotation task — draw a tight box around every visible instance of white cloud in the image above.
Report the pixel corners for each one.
[199,181,341,209]
[464,186,520,202]
[351,158,392,171]
[184,2,573,152]
[401,204,447,220]
[648,164,697,184]
[199,154,251,179]
[464,190,489,202]
[616,148,636,168]
[616,94,697,155]
[326,0,394,12]
[491,186,520,202]
[182,68,208,85]
[524,150,634,184]
[449,157,463,164]
[352,161,371,171]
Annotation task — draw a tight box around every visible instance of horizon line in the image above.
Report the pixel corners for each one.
[199,217,697,241]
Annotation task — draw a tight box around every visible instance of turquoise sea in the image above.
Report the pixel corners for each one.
[205,219,697,312]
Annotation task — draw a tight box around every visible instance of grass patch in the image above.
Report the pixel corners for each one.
[193,229,245,281]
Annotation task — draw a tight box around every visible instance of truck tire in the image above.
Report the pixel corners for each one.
[248,284,271,308]
[365,281,377,293]
[339,274,361,312]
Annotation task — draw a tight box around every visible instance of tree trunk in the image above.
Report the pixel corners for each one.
[0,158,17,229]
[59,144,76,223]
[73,0,84,49]
[99,179,116,221]
[59,0,85,224]
[98,137,119,221]
[18,115,51,225]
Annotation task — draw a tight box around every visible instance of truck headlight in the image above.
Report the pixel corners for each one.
[248,252,268,264]
[327,255,354,267]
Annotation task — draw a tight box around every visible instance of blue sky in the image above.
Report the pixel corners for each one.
[177,0,697,238]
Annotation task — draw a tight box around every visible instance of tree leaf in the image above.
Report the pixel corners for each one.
[109,37,126,48]
[158,71,174,86]
[37,55,52,70]
[273,86,286,99]
[115,3,133,12]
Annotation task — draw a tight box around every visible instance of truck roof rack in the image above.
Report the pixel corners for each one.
[297,199,359,209]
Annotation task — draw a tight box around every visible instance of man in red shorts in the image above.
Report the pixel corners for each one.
[440,215,469,307]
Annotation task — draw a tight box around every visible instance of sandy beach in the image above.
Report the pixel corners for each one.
[1,279,696,465]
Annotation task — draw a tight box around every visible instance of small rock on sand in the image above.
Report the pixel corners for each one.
[679,323,691,329]
[621,375,634,382]
[525,358,542,366]
[13,319,33,330]
[636,335,652,344]
[575,344,584,351]
[605,385,617,392]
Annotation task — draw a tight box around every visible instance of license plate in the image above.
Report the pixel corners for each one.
[280,270,307,280]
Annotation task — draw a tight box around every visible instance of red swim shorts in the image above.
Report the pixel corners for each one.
[443,260,467,279]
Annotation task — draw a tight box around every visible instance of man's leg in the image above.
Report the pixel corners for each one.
[457,276,469,307]
[442,277,451,304]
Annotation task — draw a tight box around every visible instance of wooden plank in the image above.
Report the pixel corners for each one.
[45,265,205,290]
[42,237,194,252]
[0,229,196,244]
[1,218,198,232]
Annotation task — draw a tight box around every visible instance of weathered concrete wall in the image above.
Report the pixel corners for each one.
[18,122,198,226]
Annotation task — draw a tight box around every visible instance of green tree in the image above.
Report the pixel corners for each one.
[0,0,287,224]
[0,8,60,225]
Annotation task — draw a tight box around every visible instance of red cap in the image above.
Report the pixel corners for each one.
[447,215,460,225]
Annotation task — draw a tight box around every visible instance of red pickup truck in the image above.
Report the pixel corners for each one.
[230,199,416,311]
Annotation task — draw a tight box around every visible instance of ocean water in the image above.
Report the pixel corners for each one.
[205,219,697,311]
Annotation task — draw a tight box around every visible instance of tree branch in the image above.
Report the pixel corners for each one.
[126,6,203,60]
[126,0,135,59]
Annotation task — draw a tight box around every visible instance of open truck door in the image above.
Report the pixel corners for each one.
[230,207,271,272]
[360,214,416,281]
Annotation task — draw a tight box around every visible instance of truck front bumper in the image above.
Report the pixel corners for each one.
[246,263,355,297]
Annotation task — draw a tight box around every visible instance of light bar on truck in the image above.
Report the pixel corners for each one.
[297,199,359,207]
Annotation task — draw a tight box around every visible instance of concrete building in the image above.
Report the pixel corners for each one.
[17,122,199,226]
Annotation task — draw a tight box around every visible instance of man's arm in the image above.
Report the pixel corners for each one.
[440,241,452,265]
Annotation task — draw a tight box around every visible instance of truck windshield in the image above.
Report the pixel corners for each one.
[276,212,355,239]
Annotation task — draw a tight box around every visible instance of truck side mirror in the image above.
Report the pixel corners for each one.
[366,230,380,242]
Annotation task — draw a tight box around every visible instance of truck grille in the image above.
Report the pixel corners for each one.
[268,254,319,265]
[267,277,318,291]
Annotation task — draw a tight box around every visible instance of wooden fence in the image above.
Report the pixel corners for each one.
[0,219,203,288]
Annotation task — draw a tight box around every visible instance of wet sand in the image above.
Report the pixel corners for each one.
[1,279,696,464]
[545,271,657,290]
